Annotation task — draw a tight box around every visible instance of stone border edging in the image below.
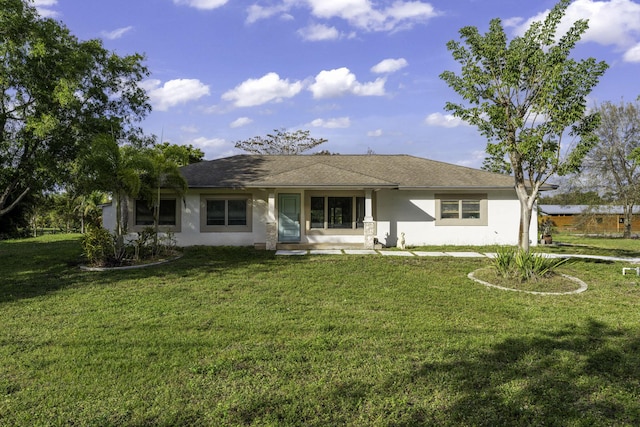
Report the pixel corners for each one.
[79,255,182,272]
[467,269,588,295]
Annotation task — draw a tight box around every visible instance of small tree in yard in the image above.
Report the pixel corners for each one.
[234,129,327,155]
[440,0,608,252]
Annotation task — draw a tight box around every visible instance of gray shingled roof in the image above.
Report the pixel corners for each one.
[539,205,640,215]
[179,154,517,189]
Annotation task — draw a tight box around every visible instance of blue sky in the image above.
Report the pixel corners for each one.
[35,0,640,166]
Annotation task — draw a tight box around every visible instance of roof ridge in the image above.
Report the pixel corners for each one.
[313,157,397,185]
[265,159,396,185]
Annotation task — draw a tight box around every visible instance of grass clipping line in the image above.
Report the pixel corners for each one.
[469,267,587,295]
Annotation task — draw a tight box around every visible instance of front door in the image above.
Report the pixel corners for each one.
[278,194,301,242]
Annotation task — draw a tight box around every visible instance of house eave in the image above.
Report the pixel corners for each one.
[398,186,515,191]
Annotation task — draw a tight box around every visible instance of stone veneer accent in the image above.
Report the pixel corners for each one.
[266,222,277,250]
[364,220,376,249]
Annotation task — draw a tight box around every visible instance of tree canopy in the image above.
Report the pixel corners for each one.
[156,142,205,166]
[440,0,608,251]
[0,0,150,219]
[583,100,640,237]
[234,129,327,155]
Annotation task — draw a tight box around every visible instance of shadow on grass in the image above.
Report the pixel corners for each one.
[0,236,87,303]
[407,319,640,425]
[0,238,295,304]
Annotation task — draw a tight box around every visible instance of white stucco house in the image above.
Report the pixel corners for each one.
[102,154,540,249]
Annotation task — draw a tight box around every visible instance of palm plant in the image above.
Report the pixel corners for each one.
[81,134,148,258]
[138,148,187,254]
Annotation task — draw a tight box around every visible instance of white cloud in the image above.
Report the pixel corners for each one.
[186,136,233,159]
[371,58,408,74]
[101,26,133,40]
[222,72,304,107]
[508,0,640,61]
[142,79,210,111]
[32,0,59,17]
[181,125,199,133]
[456,151,486,168]
[309,67,386,99]
[623,42,640,62]
[173,0,228,10]
[246,0,439,33]
[191,136,227,149]
[246,2,295,24]
[368,129,383,137]
[298,23,341,41]
[230,117,254,128]
[306,0,439,32]
[310,117,351,128]
[425,112,468,128]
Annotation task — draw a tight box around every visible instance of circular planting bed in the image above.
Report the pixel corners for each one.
[468,267,588,295]
[80,254,182,272]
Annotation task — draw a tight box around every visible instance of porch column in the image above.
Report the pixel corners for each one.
[363,189,376,249]
[266,190,277,251]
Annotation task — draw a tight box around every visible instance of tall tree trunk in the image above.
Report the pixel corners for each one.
[624,204,633,238]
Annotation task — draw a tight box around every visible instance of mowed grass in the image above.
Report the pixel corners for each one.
[1,235,640,426]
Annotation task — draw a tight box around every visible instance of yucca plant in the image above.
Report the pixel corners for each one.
[491,246,570,282]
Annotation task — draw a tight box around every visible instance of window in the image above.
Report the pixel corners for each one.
[200,196,252,232]
[328,197,352,229]
[309,194,366,231]
[435,194,487,226]
[132,198,180,232]
[135,199,177,226]
[310,197,324,228]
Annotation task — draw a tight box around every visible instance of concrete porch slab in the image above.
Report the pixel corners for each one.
[309,249,343,255]
[275,250,308,256]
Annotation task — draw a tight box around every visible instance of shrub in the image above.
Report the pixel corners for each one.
[491,246,570,282]
[81,226,116,266]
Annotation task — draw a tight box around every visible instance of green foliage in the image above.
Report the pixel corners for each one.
[491,246,569,281]
[234,128,327,155]
[539,189,609,205]
[440,0,608,251]
[81,226,115,265]
[0,0,149,218]
[156,141,205,166]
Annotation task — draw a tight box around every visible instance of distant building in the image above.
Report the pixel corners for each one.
[539,205,640,235]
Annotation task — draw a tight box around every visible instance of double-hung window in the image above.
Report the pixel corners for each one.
[435,194,487,226]
[201,196,252,232]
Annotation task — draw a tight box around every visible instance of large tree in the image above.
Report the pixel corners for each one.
[440,0,608,251]
[581,100,640,238]
[234,128,327,155]
[0,0,150,219]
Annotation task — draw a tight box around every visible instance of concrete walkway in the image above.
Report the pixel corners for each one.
[275,249,640,264]
[276,249,488,257]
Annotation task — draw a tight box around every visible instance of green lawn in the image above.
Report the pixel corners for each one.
[1,235,639,426]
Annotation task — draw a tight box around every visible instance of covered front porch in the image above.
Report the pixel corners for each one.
[263,189,378,251]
